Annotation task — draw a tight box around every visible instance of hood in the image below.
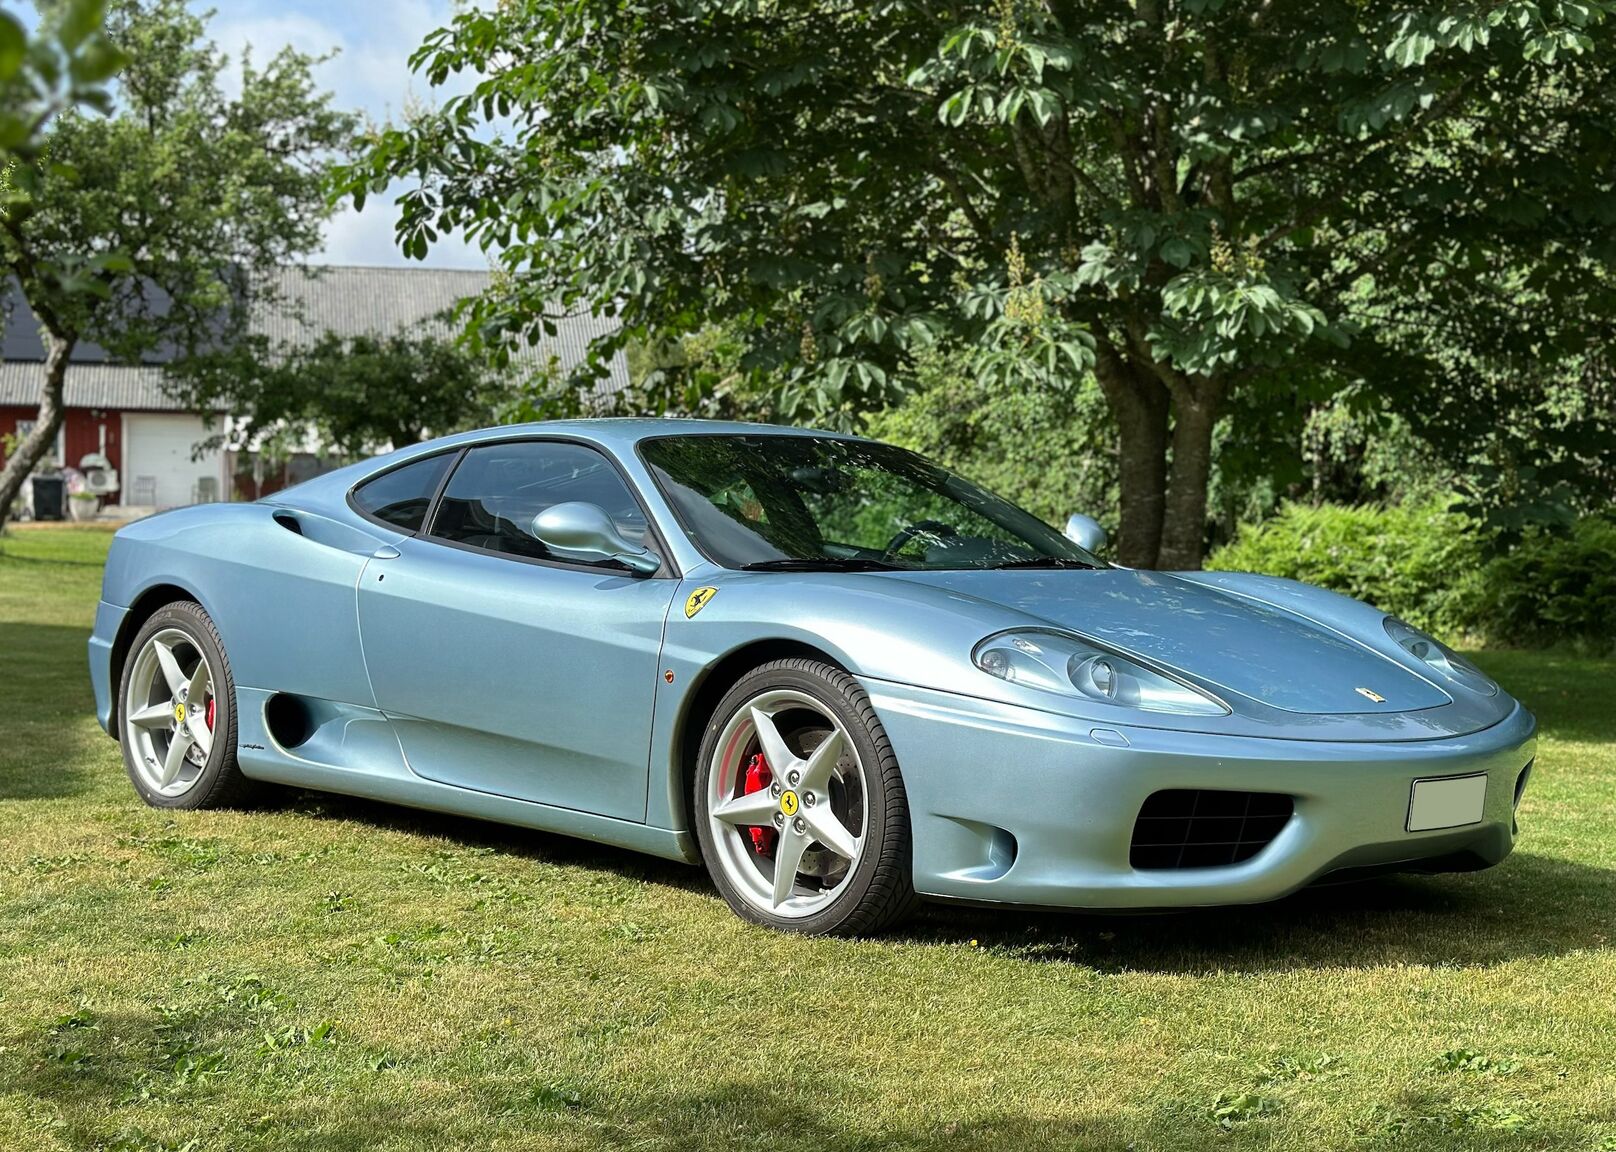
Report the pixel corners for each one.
[886,567,1450,715]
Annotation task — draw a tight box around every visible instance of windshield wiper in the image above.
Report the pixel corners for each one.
[986,556,1101,570]
[738,557,903,572]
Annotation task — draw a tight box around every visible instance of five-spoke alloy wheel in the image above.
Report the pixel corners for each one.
[124,626,216,797]
[119,601,258,809]
[694,659,917,935]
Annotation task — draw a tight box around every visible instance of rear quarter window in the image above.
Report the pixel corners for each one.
[351,453,455,532]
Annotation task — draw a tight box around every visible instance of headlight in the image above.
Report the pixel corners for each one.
[1383,617,1497,696]
[972,629,1228,715]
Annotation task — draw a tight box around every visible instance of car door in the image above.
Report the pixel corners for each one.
[356,439,679,822]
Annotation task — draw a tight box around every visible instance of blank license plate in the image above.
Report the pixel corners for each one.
[1407,774,1488,832]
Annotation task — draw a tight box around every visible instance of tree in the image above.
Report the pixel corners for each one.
[341,0,1616,568]
[0,0,125,522]
[865,344,1118,535]
[0,0,352,532]
[168,326,506,461]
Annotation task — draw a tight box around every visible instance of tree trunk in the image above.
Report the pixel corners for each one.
[1093,343,1169,568]
[1157,380,1222,571]
[0,333,76,535]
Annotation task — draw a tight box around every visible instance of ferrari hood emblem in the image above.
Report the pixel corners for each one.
[684,587,718,619]
[1355,687,1386,703]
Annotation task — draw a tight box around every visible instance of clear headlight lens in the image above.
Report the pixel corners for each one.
[1383,617,1498,696]
[972,629,1228,715]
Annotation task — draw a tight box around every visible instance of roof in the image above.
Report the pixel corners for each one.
[263,418,853,535]
[0,361,188,412]
[299,418,853,483]
[0,265,629,412]
[492,418,849,443]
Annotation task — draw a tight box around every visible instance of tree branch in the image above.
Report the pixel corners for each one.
[0,214,69,341]
[1257,81,1476,252]
[931,164,993,245]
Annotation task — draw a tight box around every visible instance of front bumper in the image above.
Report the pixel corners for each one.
[863,679,1537,910]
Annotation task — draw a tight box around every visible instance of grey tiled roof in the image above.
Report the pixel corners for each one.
[0,265,629,412]
[0,362,198,412]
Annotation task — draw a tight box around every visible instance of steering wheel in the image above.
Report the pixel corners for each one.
[883,519,958,560]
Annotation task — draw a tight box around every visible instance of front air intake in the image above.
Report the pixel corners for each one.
[1130,789,1294,870]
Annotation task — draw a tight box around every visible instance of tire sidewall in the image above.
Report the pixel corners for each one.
[693,661,905,935]
[119,603,237,810]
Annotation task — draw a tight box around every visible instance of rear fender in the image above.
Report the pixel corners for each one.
[100,503,390,711]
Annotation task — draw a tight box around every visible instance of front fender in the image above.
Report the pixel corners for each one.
[643,570,1038,830]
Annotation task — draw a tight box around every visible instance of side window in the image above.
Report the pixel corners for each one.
[352,453,455,533]
[429,441,648,563]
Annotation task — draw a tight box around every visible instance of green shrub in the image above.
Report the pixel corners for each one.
[1473,517,1616,648]
[1210,501,1616,648]
[1207,500,1486,639]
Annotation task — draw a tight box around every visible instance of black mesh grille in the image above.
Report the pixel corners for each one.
[1130,789,1294,870]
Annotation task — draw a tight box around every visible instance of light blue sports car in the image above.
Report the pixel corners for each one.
[89,420,1536,935]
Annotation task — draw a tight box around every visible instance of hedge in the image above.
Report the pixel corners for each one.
[1208,500,1615,649]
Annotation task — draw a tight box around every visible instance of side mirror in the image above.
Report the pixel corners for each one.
[532,501,661,575]
[1064,513,1107,554]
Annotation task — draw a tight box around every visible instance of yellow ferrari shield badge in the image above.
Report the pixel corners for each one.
[684,587,718,619]
[780,790,799,817]
[173,702,186,724]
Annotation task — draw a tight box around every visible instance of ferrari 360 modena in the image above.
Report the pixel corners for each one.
[90,420,1536,934]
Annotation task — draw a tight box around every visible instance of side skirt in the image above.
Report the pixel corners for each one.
[233,686,700,865]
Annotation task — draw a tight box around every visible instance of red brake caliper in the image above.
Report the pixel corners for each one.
[742,752,776,855]
[205,697,215,731]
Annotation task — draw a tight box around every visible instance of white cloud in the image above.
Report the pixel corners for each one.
[320,189,488,270]
[203,0,481,268]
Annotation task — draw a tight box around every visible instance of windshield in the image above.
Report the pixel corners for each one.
[638,434,1102,571]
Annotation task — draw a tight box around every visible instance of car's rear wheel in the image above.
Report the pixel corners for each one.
[694,658,918,935]
[119,601,260,809]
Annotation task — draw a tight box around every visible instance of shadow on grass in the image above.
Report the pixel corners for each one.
[7,1046,1590,1152]
[293,789,1612,975]
[454,1079,1591,1152]
[0,550,110,568]
[895,850,1615,974]
[282,789,712,898]
[0,622,108,800]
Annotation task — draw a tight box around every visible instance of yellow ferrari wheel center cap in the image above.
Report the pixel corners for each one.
[780,790,799,817]
[173,702,186,724]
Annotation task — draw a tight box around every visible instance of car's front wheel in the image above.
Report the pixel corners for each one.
[119,601,260,809]
[693,658,918,935]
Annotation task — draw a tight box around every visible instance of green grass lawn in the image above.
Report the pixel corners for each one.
[2,525,1614,1152]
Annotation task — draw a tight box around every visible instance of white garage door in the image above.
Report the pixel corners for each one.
[123,414,225,509]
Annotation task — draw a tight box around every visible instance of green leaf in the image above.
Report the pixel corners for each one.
[59,0,108,52]
[88,251,134,274]
[69,40,125,86]
[0,113,32,152]
[1025,87,1060,127]
[939,86,975,127]
[0,13,25,83]
[1160,238,1195,269]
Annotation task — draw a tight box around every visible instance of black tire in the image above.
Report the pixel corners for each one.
[693,658,919,936]
[118,601,264,810]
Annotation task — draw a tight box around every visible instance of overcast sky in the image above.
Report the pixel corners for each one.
[203,0,485,270]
